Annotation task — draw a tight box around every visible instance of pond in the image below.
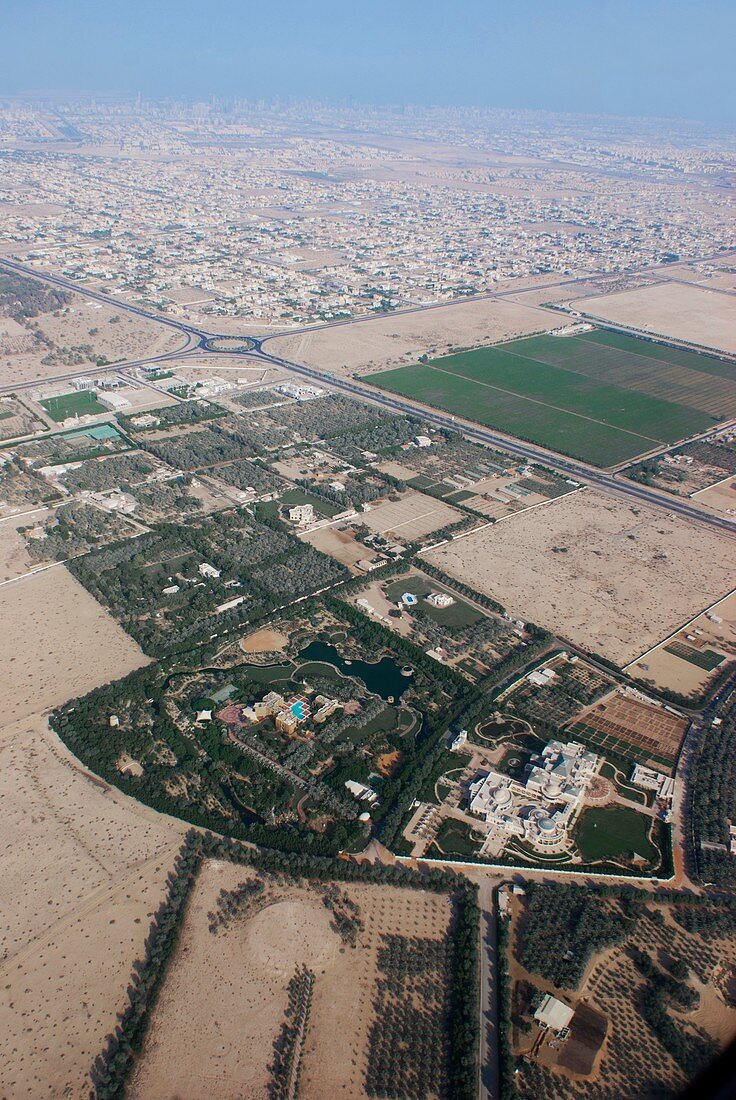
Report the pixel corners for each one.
[296,641,411,702]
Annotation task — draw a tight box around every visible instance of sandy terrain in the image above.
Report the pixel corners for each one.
[0,292,187,388]
[130,860,452,1100]
[572,281,736,355]
[0,564,150,725]
[301,523,369,567]
[361,490,463,541]
[0,513,42,581]
[268,297,547,374]
[627,589,736,695]
[425,489,736,665]
[693,475,736,515]
[0,714,184,1099]
[240,626,289,653]
[0,530,181,1099]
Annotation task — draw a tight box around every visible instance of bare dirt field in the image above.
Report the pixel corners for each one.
[129,860,452,1100]
[574,691,689,764]
[301,522,369,567]
[424,490,736,665]
[627,589,736,696]
[0,714,184,1100]
[693,475,736,515]
[0,294,187,389]
[0,564,150,725]
[361,490,463,541]
[268,297,547,374]
[240,626,289,653]
[0,513,42,581]
[572,281,736,355]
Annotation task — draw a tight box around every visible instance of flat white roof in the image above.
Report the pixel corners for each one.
[534,994,574,1030]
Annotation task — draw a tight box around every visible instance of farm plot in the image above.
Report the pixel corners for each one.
[512,887,736,1099]
[626,590,736,699]
[567,692,688,771]
[359,491,464,541]
[68,507,349,657]
[380,435,576,518]
[118,398,227,434]
[517,330,736,418]
[370,330,719,466]
[627,439,736,505]
[501,656,612,731]
[0,395,46,440]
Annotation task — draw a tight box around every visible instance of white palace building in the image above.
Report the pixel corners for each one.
[467,740,599,857]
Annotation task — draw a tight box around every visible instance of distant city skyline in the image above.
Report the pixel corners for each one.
[2,0,735,125]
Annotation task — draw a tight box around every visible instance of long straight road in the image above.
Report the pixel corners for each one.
[478,878,498,1100]
[256,348,736,535]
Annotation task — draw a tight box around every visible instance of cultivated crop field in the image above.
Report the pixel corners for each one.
[369,329,727,466]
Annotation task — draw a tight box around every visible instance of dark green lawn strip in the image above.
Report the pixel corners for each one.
[579,329,736,380]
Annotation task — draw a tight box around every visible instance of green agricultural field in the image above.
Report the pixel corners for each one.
[663,641,725,671]
[40,390,106,421]
[370,329,723,466]
[576,805,657,864]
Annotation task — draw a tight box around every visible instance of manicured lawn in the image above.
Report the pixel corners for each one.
[576,805,657,864]
[384,573,483,628]
[370,329,716,467]
[279,488,342,518]
[40,390,106,421]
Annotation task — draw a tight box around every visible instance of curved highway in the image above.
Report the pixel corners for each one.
[2,256,734,535]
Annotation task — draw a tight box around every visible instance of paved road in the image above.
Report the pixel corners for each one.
[253,246,736,345]
[253,348,736,535]
[4,255,733,534]
[477,878,498,1100]
[0,256,209,343]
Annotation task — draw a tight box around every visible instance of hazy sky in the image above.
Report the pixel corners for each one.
[3,0,734,123]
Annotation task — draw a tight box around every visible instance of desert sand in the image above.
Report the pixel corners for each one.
[627,589,736,695]
[0,553,173,1097]
[130,859,451,1100]
[425,489,736,665]
[573,281,736,355]
[268,297,547,374]
[0,564,150,725]
[0,715,184,1099]
[0,514,41,581]
[240,626,289,653]
[0,292,187,389]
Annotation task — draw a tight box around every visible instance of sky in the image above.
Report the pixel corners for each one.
[2,0,735,124]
